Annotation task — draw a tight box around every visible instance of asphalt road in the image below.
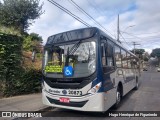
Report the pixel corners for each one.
[31,59,160,120]
[0,93,46,111]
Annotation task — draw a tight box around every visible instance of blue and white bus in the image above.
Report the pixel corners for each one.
[41,27,140,112]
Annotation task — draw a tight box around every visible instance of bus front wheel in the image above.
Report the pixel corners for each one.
[114,87,121,109]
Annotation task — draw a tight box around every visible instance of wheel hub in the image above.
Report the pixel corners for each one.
[117,91,120,103]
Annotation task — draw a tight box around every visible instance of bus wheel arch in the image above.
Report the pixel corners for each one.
[114,82,123,109]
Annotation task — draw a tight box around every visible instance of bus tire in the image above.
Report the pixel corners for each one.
[134,77,139,90]
[113,87,121,109]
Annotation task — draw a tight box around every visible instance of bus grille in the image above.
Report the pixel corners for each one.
[43,73,96,89]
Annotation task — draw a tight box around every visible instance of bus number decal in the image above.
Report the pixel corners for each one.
[68,90,82,96]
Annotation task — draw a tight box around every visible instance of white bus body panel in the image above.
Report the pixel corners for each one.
[103,87,117,111]
[42,68,139,112]
[42,90,106,111]
[42,81,118,111]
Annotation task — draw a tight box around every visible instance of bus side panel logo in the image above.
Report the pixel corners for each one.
[64,66,73,77]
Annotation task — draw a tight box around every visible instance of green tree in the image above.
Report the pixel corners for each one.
[143,52,149,62]
[150,48,160,57]
[30,33,43,42]
[133,49,145,55]
[131,49,145,59]
[150,48,160,66]
[23,33,43,52]
[0,0,44,34]
[23,35,33,51]
[0,1,2,8]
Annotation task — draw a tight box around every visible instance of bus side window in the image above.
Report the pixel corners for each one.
[106,41,114,68]
[121,49,128,68]
[115,45,122,67]
[101,42,106,66]
[127,53,131,68]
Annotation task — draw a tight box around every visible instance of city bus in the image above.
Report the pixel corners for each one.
[41,27,140,112]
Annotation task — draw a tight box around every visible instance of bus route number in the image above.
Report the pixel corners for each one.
[68,90,82,96]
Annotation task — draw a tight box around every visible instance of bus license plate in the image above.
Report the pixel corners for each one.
[59,98,70,103]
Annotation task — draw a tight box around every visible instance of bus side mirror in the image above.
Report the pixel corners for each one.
[32,50,36,62]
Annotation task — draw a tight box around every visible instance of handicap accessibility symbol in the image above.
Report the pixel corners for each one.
[65,68,71,75]
[64,66,73,77]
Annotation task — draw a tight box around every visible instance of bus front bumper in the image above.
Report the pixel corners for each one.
[42,90,105,112]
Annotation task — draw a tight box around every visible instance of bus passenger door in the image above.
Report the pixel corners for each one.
[101,41,115,91]
[101,40,116,110]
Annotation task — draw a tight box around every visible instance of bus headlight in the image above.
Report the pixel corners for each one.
[88,82,102,94]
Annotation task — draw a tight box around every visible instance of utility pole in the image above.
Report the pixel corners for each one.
[132,42,140,54]
[117,14,121,43]
[132,42,141,69]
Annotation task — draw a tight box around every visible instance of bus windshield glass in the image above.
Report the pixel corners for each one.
[43,41,96,78]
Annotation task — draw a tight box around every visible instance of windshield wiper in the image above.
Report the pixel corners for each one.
[65,40,82,66]
[69,40,82,55]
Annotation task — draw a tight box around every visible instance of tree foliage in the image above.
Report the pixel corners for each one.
[131,49,145,55]
[131,49,145,60]
[0,33,41,96]
[150,48,160,58]
[23,35,33,51]
[0,34,23,95]
[143,52,149,61]
[0,26,21,36]
[0,0,44,33]
[23,33,43,52]
[30,33,43,42]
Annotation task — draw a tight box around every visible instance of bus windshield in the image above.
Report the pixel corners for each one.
[43,41,96,78]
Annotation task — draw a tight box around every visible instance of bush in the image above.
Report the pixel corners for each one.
[2,69,42,97]
[0,33,23,96]
[0,33,42,97]
[13,69,42,96]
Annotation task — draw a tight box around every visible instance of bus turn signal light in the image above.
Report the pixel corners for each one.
[88,82,102,94]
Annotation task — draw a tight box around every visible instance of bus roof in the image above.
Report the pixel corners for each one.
[45,27,137,58]
[46,27,98,45]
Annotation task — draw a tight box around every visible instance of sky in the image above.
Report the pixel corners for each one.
[28,0,160,53]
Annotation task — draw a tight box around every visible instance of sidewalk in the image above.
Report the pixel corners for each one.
[0,93,49,111]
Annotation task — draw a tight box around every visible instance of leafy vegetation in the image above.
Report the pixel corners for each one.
[0,26,21,36]
[131,49,145,60]
[0,0,44,97]
[0,34,22,96]
[151,48,160,58]
[12,68,41,95]
[0,34,42,96]
[131,49,145,55]
[23,32,43,52]
[151,48,160,66]
[0,0,44,33]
